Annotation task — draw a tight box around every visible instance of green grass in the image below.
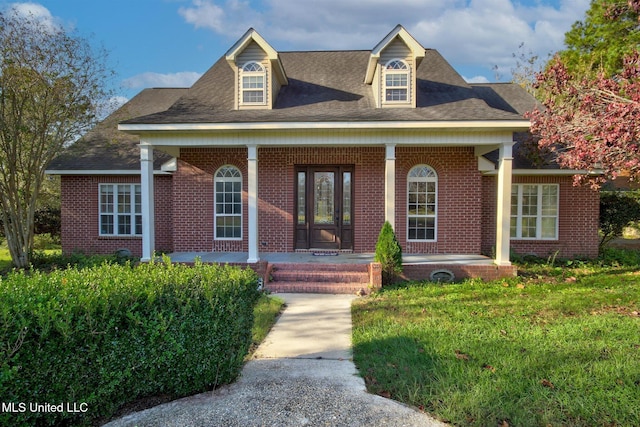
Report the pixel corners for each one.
[352,255,640,426]
[249,294,285,355]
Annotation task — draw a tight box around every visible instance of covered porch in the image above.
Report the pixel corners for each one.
[167,251,517,293]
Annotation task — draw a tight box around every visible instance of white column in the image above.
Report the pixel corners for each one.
[247,145,259,263]
[140,144,155,262]
[495,142,514,266]
[385,144,396,227]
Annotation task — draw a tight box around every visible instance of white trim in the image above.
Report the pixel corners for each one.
[119,120,531,133]
[484,169,587,176]
[247,145,259,263]
[45,170,173,175]
[140,145,155,262]
[510,184,559,240]
[385,144,396,226]
[98,184,142,237]
[214,165,243,240]
[406,164,438,242]
[495,142,513,266]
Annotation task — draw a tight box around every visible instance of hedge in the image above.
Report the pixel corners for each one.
[0,257,260,426]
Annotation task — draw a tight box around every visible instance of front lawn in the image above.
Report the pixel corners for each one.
[352,251,640,426]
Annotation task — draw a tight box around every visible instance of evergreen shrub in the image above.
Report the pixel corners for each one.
[374,221,403,284]
[0,257,259,426]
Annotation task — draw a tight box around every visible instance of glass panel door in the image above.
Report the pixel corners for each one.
[314,172,334,225]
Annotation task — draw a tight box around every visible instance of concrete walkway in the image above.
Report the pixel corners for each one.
[104,294,447,427]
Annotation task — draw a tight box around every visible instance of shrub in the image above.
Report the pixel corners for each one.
[0,257,260,426]
[374,221,403,284]
[600,191,640,251]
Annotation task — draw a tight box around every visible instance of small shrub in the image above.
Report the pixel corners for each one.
[374,221,403,284]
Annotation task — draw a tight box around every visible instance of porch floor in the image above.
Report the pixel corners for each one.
[167,252,495,266]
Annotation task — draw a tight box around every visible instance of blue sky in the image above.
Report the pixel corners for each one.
[1,0,591,103]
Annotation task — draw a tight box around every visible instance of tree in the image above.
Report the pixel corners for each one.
[527,53,640,187]
[0,9,112,268]
[599,191,640,251]
[526,1,640,187]
[562,0,640,77]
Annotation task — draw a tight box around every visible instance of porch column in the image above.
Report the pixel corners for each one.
[495,142,514,266]
[385,144,396,227]
[247,145,259,263]
[140,144,155,262]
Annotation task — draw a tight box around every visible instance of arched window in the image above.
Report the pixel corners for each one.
[384,59,409,103]
[215,166,242,239]
[407,165,437,241]
[241,61,266,105]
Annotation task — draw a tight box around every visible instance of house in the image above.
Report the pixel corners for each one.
[47,25,600,287]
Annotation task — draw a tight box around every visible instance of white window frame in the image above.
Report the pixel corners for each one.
[214,165,243,240]
[383,59,410,104]
[99,184,142,236]
[407,165,437,241]
[511,184,559,240]
[240,61,266,106]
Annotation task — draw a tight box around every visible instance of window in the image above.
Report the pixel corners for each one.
[407,165,437,241]
[215,166,242,239]
[511,184,559,239]
[241,62,266,105]
[99,184,142,236]
[384,59,409,103]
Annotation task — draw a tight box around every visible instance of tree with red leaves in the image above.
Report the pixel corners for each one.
[527,0,640,187]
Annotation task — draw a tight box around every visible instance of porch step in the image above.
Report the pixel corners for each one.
[267,263,370,294]
[265,281,369,295]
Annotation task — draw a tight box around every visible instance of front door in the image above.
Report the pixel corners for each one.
[295,166,353,250]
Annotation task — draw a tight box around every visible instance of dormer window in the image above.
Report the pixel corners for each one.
[384,59,409,103]
[241,62,266,105]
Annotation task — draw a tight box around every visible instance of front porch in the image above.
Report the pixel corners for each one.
[167,252,517,294]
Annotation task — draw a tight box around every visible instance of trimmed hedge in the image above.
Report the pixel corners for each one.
[0,257,260,426]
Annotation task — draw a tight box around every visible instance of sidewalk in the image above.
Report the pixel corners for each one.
[104,293,447,427]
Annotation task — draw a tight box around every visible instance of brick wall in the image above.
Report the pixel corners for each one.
[61,148,599,260]
[174,146,386,252]
[60,175,173,256]
[176,148,247,252]
[396,146,483,254]
[481,175,600,259]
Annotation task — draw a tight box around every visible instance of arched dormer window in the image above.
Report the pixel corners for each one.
[407,165,437,241]
[215,165,242,239]
[241,62,266,105]
[384,59,409,103]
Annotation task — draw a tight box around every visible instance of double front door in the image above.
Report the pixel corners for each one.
[295,166,354,250]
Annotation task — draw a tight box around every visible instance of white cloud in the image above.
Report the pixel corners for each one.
[122,71,203,89]
[464,75,490,84]
[4,2,62,32]
[177,0,591,81]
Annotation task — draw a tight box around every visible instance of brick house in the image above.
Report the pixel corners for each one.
[47,26,599,284]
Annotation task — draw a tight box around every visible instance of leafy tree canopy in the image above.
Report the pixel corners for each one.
[562,0,640,77]
[527,1,640,187]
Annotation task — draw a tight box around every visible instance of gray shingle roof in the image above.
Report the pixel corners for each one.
[123,49,533,125]
[47,88,187,171]
[49,47,543,172]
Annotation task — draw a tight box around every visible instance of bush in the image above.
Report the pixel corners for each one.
[374,221,403,284]
[0,257,260,426]
[600,191,640,251]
